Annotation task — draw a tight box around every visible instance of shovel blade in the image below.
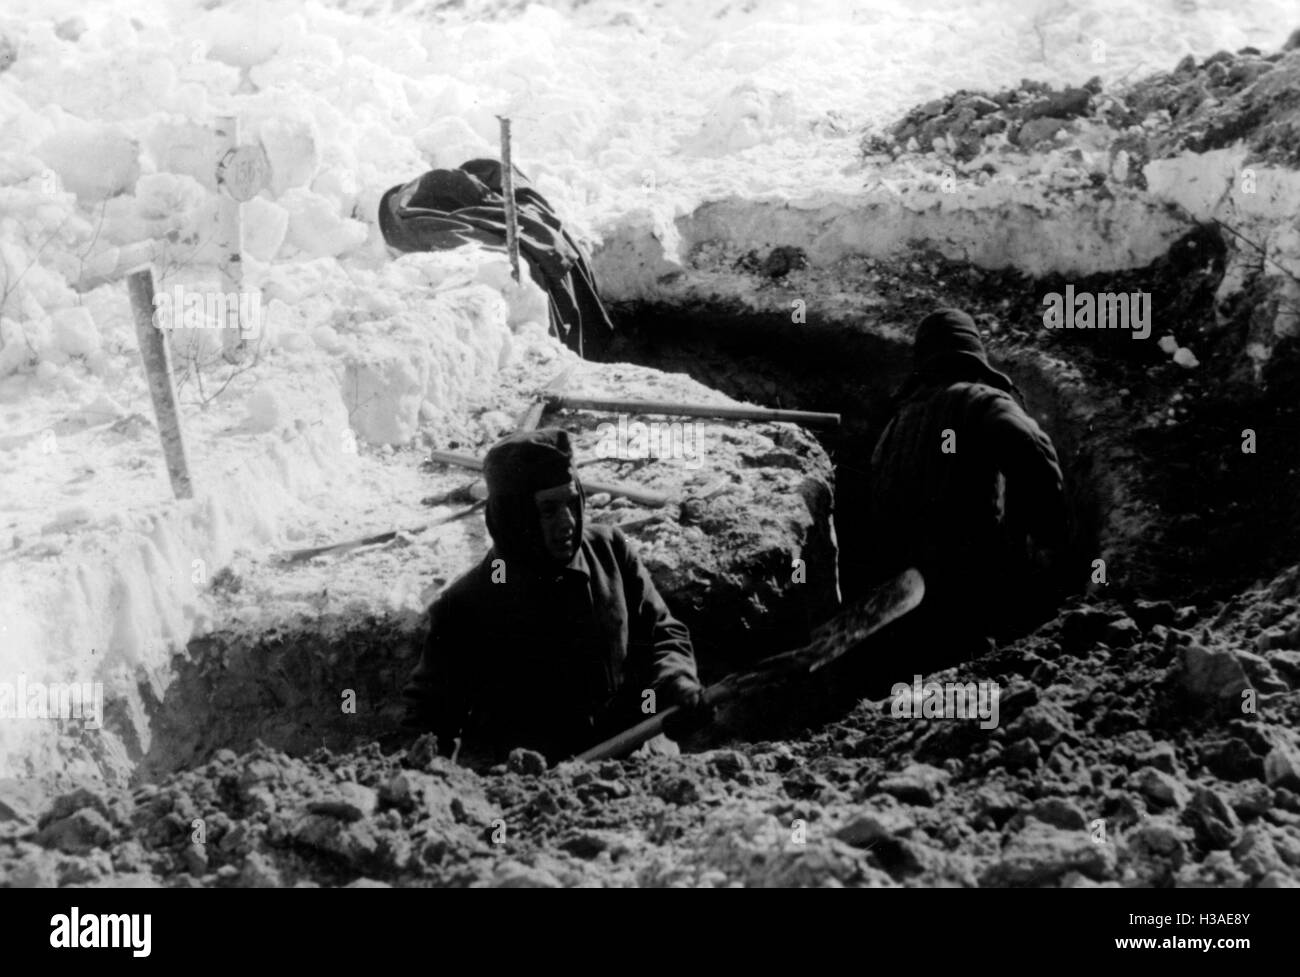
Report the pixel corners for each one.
[569,568,924,764]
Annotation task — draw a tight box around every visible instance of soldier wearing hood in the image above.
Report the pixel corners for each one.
[866,309,1070,677]
[401,428,704,765]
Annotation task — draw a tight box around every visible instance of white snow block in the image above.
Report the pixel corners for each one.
[257,112,320,195]
[71,392,125,425]
[413,116,494,171]
[280,188,368,258]
[35,123,140,201]
[342,339,425,445]
[312,324,341,352]
[134,173,207,220]
[680,82,800,157]
[202,8,285,68]
[589,208,684,302]
[472,255,550,328]
[50,306,99,356]
[41,504,95,535]
[310,166,360,215]
[244,384,283,433]
[242,195,289,262]
[143,121,221,191]
[1142,148,1246,221]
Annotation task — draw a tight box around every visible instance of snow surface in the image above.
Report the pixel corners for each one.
[0,0,1296,775]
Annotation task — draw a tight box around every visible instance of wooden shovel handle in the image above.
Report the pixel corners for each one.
[573,683,732,763]
[573,708,678,763]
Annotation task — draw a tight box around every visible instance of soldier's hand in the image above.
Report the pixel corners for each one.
[661,677,713,741]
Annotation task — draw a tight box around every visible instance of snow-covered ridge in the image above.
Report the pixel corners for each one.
[0,248,534,778]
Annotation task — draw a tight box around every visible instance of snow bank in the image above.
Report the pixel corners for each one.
[342,283,516,444]
[34,122,140,202]
[0,256,533,777]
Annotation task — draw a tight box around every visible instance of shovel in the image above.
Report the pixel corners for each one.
[572,567,925,763]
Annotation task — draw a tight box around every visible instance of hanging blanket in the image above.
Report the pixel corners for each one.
[378,159,613,356]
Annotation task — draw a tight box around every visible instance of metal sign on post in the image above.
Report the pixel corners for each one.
[216,143,270,202]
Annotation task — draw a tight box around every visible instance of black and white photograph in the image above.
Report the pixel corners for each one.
[0,0,1297,943]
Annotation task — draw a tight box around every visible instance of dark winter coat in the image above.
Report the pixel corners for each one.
[868,312,1068,645]
[401,430,696,764]
[401,524,698,764]
[378,159,614,356]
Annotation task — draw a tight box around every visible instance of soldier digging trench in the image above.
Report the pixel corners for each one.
[399,428,711,766]
[857,308,1072,695]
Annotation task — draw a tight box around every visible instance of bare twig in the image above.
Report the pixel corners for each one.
[0,214,78,355]
[1213,218,1300,288]
[72,201,109,292]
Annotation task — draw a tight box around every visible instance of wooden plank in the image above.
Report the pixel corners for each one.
[277,500,485,564]
[516,400,546,432]
[126,267,193,500]
[549,394,840,428]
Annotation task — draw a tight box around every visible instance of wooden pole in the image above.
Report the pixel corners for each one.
[548,394,841,428]
[516,400,546,433]
[427,450,668,508]
[214,115,245,364]
[127,266,194,500]
[278,500,485,564]
[428,449,495,471]
[497,116,521,286]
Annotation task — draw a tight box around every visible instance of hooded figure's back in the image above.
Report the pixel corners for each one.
[873,382,1015,579]
[869,310,1068,643]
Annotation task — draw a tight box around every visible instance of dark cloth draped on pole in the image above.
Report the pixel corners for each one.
[377,159,614,357]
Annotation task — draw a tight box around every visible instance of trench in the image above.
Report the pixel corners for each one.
[579,302,1121,741]
[594,302,1106,610]
[123,299,1112,783]
[121,224,1300,784]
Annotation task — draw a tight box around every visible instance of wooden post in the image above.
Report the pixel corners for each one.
[214,115,245,364]
[278,500,486,564]
[497,116,521,286]
[127,267,194,500]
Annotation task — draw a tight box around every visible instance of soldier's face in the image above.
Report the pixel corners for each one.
[534,481,580,563]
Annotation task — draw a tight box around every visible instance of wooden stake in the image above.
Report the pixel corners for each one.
[549,394,841,428]
[497,116,521,286]
[127,267,194,500]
